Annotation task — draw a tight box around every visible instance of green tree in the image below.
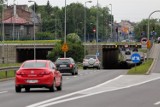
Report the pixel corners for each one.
[47,33,84,62]
[134,19,160,41]
[45,0,52,15]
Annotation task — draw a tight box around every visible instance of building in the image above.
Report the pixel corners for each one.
[0,4,41,40]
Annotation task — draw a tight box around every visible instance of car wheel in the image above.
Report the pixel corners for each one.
[83,67,87,70]
[25,87,30,92]
[75,71,78,75]
[49,79,56,92]
[97,67,100,69]
[15,86,21,93]
[72,72,75,75]
[56,78,62,91]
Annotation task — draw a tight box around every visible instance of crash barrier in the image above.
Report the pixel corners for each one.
[0,66,19,79]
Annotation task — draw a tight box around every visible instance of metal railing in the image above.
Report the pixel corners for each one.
[0,66,19,79]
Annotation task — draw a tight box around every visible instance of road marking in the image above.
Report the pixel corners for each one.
[26,75,123,107]
[0,91,8,94]
[154,101,160,105]
[27,75,160,107]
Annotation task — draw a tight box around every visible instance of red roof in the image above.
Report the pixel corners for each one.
[3,16,28,24]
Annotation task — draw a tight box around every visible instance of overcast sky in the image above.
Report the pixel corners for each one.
[7,0,160,23]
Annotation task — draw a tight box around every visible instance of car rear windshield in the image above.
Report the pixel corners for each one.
[56,59,71,64]
[85,55,96,59]
[23,62,46,68]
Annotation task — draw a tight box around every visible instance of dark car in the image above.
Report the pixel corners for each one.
[55,58,78,75]
[125,48,131,55]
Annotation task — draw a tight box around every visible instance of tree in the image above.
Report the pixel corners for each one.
[134,19,160,41]
[45,0,52,15]
[47,33,84,62]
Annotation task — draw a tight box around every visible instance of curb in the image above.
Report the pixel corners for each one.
[146,58,155,75]
[0,77,15,82]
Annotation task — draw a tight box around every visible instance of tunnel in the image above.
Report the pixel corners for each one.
[102,48,120,69]
[102,48,133,69]
[16,48,52,63]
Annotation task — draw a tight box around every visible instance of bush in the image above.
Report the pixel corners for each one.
[36,32,55,40]
[47,33,84,62]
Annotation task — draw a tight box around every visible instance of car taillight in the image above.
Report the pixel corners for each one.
[70,64,73,68]
[83,59,87,63]
[16,72,27,77]
[96,59,99,63]
[38,71,51,76]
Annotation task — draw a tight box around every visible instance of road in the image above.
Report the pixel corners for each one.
[1,44,160,107]
[39,76,160,107]
[0,69,127,107]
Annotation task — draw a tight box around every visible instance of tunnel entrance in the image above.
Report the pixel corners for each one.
[16,48,52,63]
[102,48,129,69]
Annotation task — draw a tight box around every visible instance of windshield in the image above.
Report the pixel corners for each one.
[55,59,71,64]
[85,55,96,59]
[23,62,46,68]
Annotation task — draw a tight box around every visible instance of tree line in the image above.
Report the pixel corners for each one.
[31,1,113,41]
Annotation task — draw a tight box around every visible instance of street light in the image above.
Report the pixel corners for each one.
[84,0,92,56]
[1,3,4,63]
[147,10,160,60]
[109,4,113,42]
[28,0,36,60]
[96,0,99,56]
[63,0,67,58]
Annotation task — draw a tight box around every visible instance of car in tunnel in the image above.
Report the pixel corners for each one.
[82,55,101,69]
[15,60,62,92]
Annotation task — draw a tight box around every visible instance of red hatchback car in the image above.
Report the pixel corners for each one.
[15,60,62,92]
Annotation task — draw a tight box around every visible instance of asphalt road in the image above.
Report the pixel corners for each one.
[1,44,160,107]
[0,69,127,107]
[42,77,160,107]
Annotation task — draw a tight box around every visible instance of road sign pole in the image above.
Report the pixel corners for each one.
[135,63,136,72]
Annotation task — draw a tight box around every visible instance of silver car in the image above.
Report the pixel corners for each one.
[82,55,101,70]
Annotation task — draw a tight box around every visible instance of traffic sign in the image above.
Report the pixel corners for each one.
[131,53,141,63]
[146,40,151,49]
[61,43,69,52]
[141,37,147,45]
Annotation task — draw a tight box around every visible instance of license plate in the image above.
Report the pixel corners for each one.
[26,80,38,83]
[60,65,67,67]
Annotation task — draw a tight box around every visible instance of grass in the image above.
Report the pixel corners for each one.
[139,48,147,53]
[0,63,21,79]
[0,70,15,79]
[127,59,153,75]
[0,40,61,44]
[0,63,21,67]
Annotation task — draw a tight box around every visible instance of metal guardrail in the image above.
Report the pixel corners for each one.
[0,66,19,78]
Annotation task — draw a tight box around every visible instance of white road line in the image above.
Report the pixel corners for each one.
[65,78,70,80]
[27,75,160,107]
[154,101,160,105]
[0,91,8,94]
[26,75,123,107]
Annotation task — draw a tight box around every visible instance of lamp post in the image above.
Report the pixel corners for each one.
[96,0,99,56]
[84,0,92,56]
[1,3,4,63]
[109,4,113,42]
[64,0,67,58]
[147,10,160,60]
[13,0,16,41]
[28,0,36,60]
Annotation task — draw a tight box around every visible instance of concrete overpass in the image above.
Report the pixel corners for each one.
[0,43,141,68]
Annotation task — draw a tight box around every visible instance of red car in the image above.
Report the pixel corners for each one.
[15,60,62,92]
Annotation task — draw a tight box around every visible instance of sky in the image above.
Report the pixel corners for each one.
[6,0,160,23]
